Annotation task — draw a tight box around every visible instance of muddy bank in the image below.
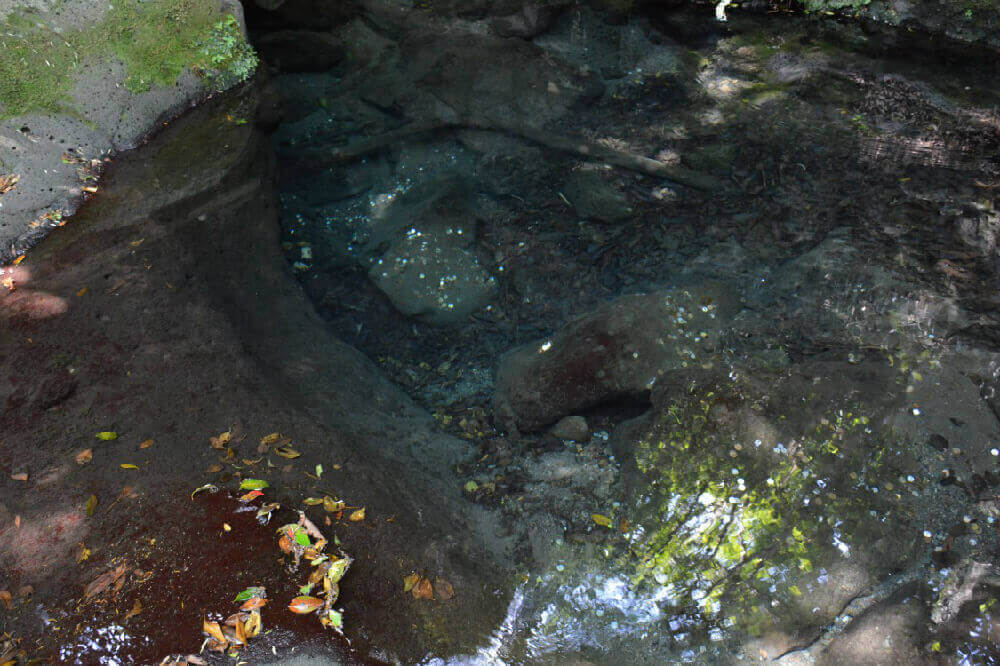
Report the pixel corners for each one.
[0,84,511,663]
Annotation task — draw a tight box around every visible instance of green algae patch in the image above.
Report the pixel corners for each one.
[0,0,257,118]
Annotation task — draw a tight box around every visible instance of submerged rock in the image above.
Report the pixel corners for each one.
[494,281,742,432]
[561,169,633,222]
[550,415,590,442]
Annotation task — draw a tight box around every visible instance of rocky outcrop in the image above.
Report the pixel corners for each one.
[0,0,258,263]
[494,281,742,432]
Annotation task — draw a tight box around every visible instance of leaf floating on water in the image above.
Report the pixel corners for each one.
[302,497,324,506]
[75,448,93,465]
[260,432,281,446]
[239,479,269,491]
[191,484,218,500]
[434,578,455,600]
[86,494,98,517]
[239,490,264,503]
[412,577,434,600]
[591,513,613,528]
[403,573,420,593]
[209,431,231,449]
[326,556,352,584]
[320,609,343,631]
[288,595,324,614]
[120,463,139,470]
[274,446,300,459]
[348,508,365,522]
[96,431,118,441]
[322,496,345,513]
[139,439,154,449]
[293,530,311,547]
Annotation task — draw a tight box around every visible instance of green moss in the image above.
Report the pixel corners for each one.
[0,0,257,119]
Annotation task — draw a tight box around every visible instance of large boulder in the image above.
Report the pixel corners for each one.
[494,281,742,432]
[0,0,258,263]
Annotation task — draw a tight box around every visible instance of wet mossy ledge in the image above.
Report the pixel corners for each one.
[0,0,258,264]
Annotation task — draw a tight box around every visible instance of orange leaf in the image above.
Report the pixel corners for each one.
[0,590,11,609]
[234,619,248,645]
[239,490,264,503]
[10,472,27,482]
[412,577,434,600]
[239,597,267,611]
[288,596,324,614]
[202,618,226,643]
[403,573,420,593]
[210,431,231,449]
[123,599,142,622]
[75,448,93,465]
[278,535,293,554]
[139,439,154,449]
[349,507,365,522]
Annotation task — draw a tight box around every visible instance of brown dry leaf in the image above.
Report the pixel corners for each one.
[123,599,142,622]
[202,618,226,643]
[259,432,281,446]
[185,657,207,665]
[403,573,420,593]
[277,535,293,554]
[83,563,127,600]
[206,464,223,473]
[412,577,434,600]
[434,578,455,600]
[10,472,27,482]
[17,585,32,597]
[349,507,365,522]
[0,174,20,195]
[75,448,93,465]
[288,596,324,614]
[274,446,300,459]
[0,590,11,609]
[139,439,154,449]
[209,431,231,449]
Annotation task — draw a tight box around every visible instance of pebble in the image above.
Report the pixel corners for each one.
[550,415,590,442]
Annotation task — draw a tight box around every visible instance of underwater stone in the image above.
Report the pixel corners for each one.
[550,415,590,441]
[561,169,633,223]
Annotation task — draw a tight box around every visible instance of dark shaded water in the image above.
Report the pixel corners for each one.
[261,4,1000,663]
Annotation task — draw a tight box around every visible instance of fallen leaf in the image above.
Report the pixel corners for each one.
[75,448,93,465]
[288,596,324,614]
[77,287,88,297]
[222,523,232,532]
[77,543,91,562]
[210,431,232,449]
[202,618,226,643]
[316,464,323,478]
[13,515,20,528]
[412,577,434,600]
[185,656,207,665]
[591,513,613,528]
[322,497,344,513]
[403,573,420,593]
[96,431,118,441]
[302,497,324,506]
[206,464,223,473]
[123,598,142,621]
[241,457,263,465]
[434,578,455,600]
[239,490,264,503]
[84,563,127,599]
[239,479,269,491]
[244,611,262,638]
[239,597,267,611]
[349,507,365,522]
[10,472,27,482]
[274,446,300,459]
[17,585,32,597]
[260,433,281,446]
[191,484,218,500]
[0,590,11,609]
[278,535,293,553]
[234,618,247,645]
[233,586,266,603]
[86,494,98,516]
[139,439,154,449]
[120,463,139,470]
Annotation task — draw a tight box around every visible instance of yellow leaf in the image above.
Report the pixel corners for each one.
[139,439,154,449]
[323,497,345,513]
[210,431,231,449]
[96,431,118,441]
[403,573,421,593]
[260,432,281,446]
[349,507,365,522]
[77,543,91,562]
[203,618,226,643]
[75,448,93,465]
[302,497,324,506]
[222,523,232,532]
[120,463,139,470]
[76,287,88,297]
[412,577,434,600]
[86,494,98,516]
[591,514,613,528]
[274,446,300,459]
